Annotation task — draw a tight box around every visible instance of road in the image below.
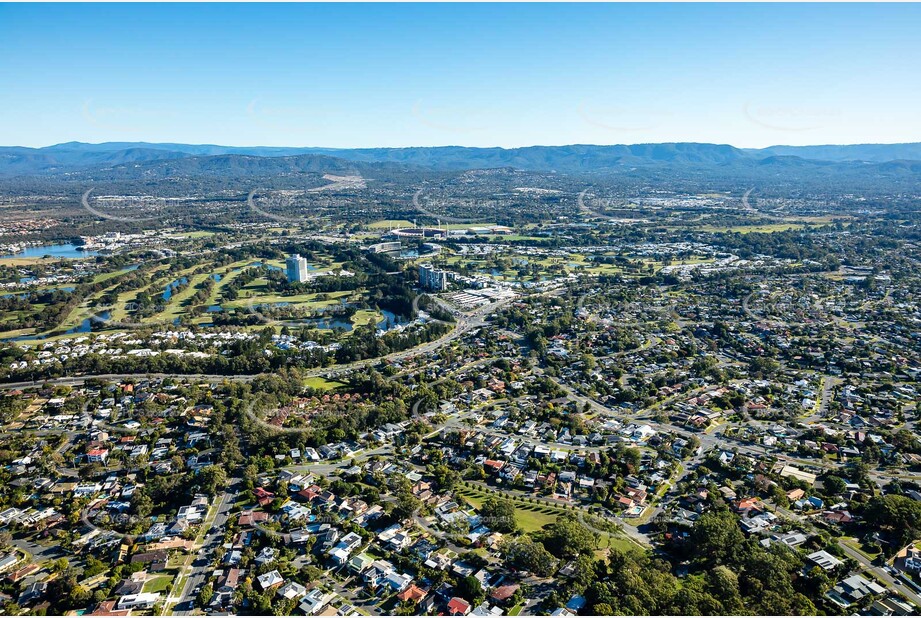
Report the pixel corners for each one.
[9,534,69,566]
[165,477,241,615]
[837,540,921,607]
[0,297,514,392]
[9,281,916,606]
[761,496,921,608]
[542,363,921,492]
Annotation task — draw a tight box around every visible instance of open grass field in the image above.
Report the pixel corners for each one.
[441,250,638,281]
[695,223,809,233]
[91,264,142,284]
[303,376,346,390]
[171,231,216,239]
[598,535,638,554]
[456,484,565,533]
[0,256,63,266]
[367,219,415,229]
[158,271,215,322]
[455,483,638,552]
[843,537,882,561]
[105,264,199,324]
[222,289,352,309]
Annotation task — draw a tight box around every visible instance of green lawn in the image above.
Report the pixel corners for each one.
[512,503,560,533]
[367,219,415,229]
[158,272,215,321]
[695,223,809,233]
[456,485,564,532]
[604,535,640,553]
[456,484,640,551]
[843,537,881,560]
[304,377,346,391]
[173,231,216,238]
[143,574,174,593]
[91,265,143,284]
[223,289,351,309]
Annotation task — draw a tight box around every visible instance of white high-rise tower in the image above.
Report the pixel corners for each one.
[285,254,309,283]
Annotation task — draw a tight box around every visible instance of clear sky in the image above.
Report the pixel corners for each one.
[1,3,919,149]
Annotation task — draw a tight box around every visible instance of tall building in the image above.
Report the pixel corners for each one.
[418,264,448,291]
[286,254,309,284]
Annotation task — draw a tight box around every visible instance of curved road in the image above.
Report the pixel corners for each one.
[0,298,512,392]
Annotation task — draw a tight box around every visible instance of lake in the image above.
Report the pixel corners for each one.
[1,243,99,260]
[163,277,189,300]
[66,310,111,334]
[377,309,407,331]
[306,317,354,331]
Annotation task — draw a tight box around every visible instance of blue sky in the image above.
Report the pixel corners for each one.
[1,3,919,148]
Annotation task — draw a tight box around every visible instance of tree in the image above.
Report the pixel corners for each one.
[395,601,418,615]
[504,537,556,576]
[391,493,422,521]
[432,465,460,491]
[689,510,746,567]
[771,485,790,508]
[197,583,213,608]
[51,557,70,573]
[864,494,921,547]
[541,516,594,559]
[480,497,518,533]
[47,567,90,613]
[197,465,228,496]
[823,475,847,496]
[706,565,743,613]
[243,463,259,491]
[456,575,484,605]
[572,554,599,589]
[593,603,614,615]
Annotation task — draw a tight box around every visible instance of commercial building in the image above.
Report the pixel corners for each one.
[368,241,402,254]
[285,254,309,284]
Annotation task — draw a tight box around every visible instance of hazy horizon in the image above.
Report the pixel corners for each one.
[11,139,921,151]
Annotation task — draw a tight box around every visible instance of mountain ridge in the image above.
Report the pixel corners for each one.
[1,141,920,178]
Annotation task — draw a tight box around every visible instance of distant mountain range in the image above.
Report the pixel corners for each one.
[1,140,920,178]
